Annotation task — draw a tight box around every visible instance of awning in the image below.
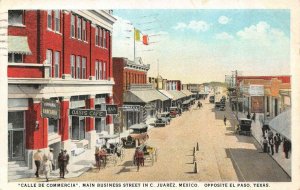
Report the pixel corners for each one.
[167,90,186,100]
[269,109,291,141]
[8,36,32,55]
[182,100,190,104]
[181,90,193,97]
[159,90,174,99]
[124,89,169,103]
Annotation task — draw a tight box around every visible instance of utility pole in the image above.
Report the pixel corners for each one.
[235,70,238,120]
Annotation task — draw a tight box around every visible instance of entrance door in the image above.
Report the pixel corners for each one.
[8,130,25,161]
[8,111,25,161]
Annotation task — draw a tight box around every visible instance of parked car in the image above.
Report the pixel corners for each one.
[219,106,225,111]
[154,117,167,127]
[159,112,171,124]
[170,107,181,118]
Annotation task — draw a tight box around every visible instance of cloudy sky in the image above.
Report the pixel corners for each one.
[112,10,290,83]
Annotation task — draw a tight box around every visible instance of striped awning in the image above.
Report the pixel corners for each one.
[8,36,32,55]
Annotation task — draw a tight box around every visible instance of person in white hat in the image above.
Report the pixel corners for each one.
[48,148,54,171]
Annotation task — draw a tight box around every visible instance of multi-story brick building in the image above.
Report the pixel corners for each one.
[112,57,149,107]
[7,10,116,174]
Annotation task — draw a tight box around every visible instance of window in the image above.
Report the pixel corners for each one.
[8,53,23,63]
[54,10,60,32]
[70,55,75,78]
[95,27,99,46]
[48,118,59,134]
[82,20,86,41]
[47,10,52,30]
[103,30,106,48]
[8,10,24,26]
[76,56,81,79]
[82,57,86,79]
[54,51,60,78]
[95,61,99,80]
[71,14,75,38]
[99,28,103,47]
[77,17,81,40]
[103,62,106,79]
[46,50,52,77]
[99,61,102,79]
[71,117,85,140]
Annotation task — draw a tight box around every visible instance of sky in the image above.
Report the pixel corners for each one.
[112,9,290,84]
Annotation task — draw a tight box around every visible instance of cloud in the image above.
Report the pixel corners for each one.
[236,21,287,42]
[218,16,230,25]
[173,20,211,32]
[215,32,234,40]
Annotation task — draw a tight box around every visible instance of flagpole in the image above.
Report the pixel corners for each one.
[133,27,136,61]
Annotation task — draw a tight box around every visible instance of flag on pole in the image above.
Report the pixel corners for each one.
[134,29,141,41]
[143,35,149,45]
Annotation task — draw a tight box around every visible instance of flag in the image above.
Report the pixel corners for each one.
[143,35,149,45]
[134,29,141,41]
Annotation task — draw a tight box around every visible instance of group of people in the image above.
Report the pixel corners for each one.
[33,148,70,181]
[262,130,291,159]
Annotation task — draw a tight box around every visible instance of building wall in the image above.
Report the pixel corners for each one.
[8,10,112,79]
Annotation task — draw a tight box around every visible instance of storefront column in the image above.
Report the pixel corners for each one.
[86,95,96,149]
[26,98,48,169]
[106,94,114,134]
[60,96,71,151]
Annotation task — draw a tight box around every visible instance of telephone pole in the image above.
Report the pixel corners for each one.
[235,70,238,120]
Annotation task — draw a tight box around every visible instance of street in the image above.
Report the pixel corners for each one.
[61,98,290,182]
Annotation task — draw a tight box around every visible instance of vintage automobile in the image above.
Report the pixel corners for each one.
[236,118,252,136]
[154,117,167,127]
[209,96,215,103]
[169,107,182,118]
[159,112,171,124]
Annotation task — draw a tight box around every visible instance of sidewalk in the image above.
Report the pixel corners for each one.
[229,105,291,177]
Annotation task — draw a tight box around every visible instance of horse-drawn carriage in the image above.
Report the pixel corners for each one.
[121,123,149,148]
[133,144,158,171]
[95,134,125,170]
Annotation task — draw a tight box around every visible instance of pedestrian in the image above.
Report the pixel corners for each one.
[263,137,268,153]
[252,113,256,121]
[64,150,70,174]
[33,149,43,178]
[58,149,65,178]
[269,137,274,155]
[48,148,54,171]
[267,129,274,141]
[274,133,282,153]
[42,156,52,182]
[283,138,291,159]
[247,112,251,119]
[223,115,227,126]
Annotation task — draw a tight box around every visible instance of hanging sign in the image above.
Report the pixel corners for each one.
[106,104,118,115]
[69,109,106,118]
[42,99,60,119]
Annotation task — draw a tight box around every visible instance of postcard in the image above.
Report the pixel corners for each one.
[0,0,299,190]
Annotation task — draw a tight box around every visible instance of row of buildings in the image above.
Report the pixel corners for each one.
[6,10,206,180]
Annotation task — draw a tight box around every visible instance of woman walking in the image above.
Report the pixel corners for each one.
[42,157,52,182]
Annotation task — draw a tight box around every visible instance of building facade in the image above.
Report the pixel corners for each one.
[166,80,181,91]
[7,10,116,171]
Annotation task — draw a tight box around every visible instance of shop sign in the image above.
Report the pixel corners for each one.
[42,99,60,119]
[251,96,264,113]
[122,105,140,112]
[249,85,264,96]
[106,104,118,115]
[69,109,106,118]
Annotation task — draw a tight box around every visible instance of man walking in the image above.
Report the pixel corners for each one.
[263,137,268,153]
[64,150,70,174]
[274,133,281,153]
[33,149,43,178]
[58,149,65,178]
[223,115,227,126]
[269,137,274,155]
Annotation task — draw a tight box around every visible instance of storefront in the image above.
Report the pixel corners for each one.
[95,94,108,133]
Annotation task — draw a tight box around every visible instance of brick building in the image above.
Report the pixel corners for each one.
[7,10,116,175]
[112,57,149,107]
